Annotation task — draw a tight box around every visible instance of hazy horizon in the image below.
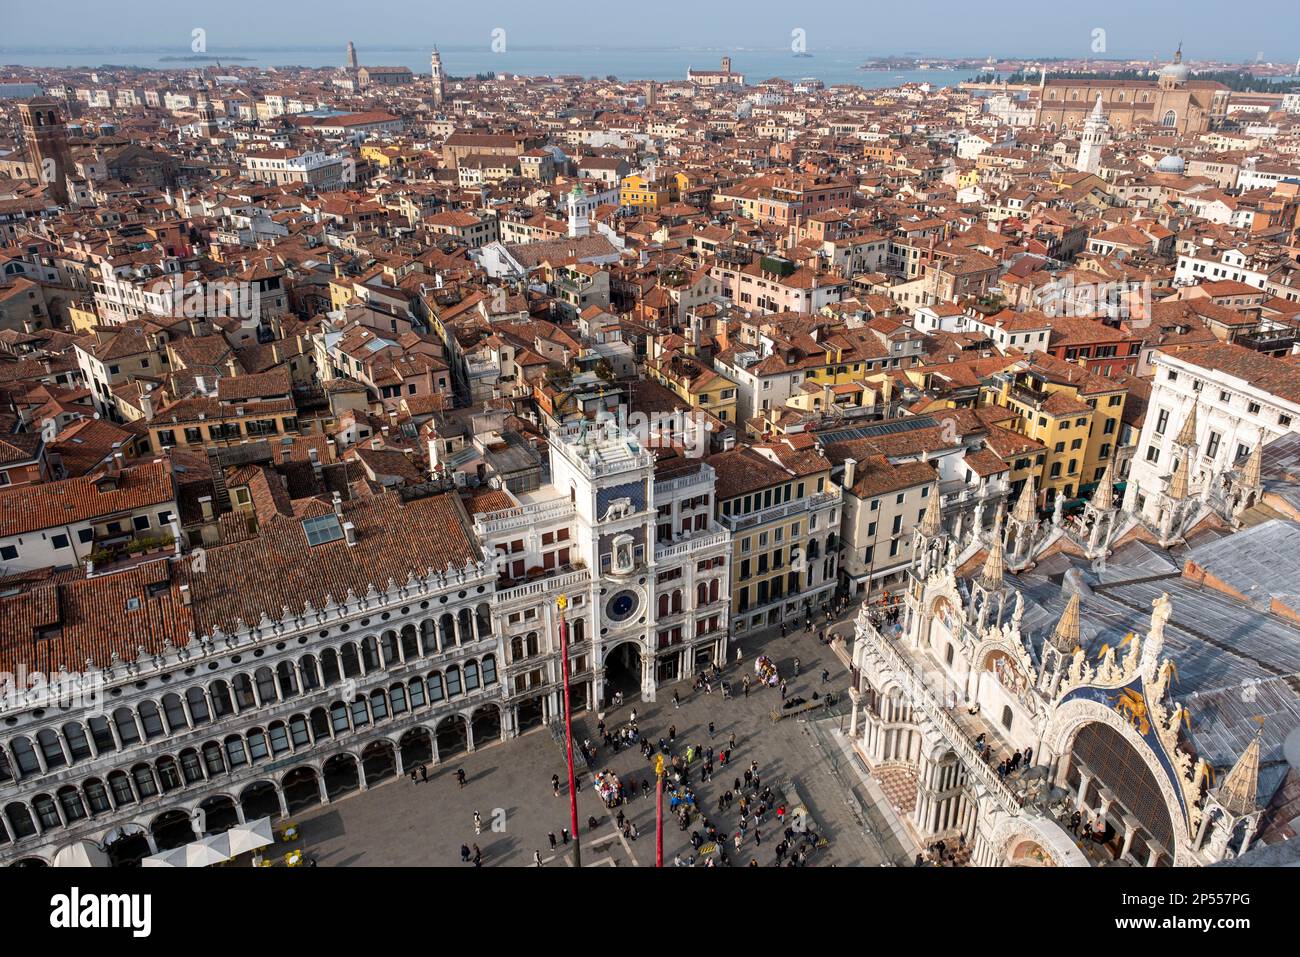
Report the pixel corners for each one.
[2,0,1299,63]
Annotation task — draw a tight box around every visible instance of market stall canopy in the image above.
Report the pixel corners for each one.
[141,832,232,868]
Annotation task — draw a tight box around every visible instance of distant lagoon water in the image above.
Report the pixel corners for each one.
[0,45,978,88]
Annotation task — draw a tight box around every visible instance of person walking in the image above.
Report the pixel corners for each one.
[793,657,800,676]
[473,811,482,836]
[734,831,742,852]
[820,669,830,685]
[460,843,470,864]
[708,721,715,738]
[779,679,788,700]
[472,844,482,867]
[548,832,557,850]
[673,690,680,709]
[533,850,543,867]
[410,766,419,784]
[742,676,750,699]
[456,768,466,788]
[668,724,677,744]
[729,731,737,752]
[419,764,428,783]
[561,828,569,845]
[552,773,560,797]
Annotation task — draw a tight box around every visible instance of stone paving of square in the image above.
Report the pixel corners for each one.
[294,612,912,867]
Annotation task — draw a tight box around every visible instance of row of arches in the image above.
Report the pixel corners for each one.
[0,617,497,785]
[2,706,504,852]
[655,579,722,618]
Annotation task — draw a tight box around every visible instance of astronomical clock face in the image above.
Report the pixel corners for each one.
[606,589,640,623]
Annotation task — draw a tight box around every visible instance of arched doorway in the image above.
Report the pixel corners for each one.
[282,767,322,813]
[400,727,433,769]
[604,641,642,701]
[516,696,545,734]
[150,810,197,852]
[361,741,397,786]
[1007,838,1056,866]
[471,705,502,747]
[240,782,281,822]
[322,754,360,800]
[436,715,468,759]
[198,795,239,835]
[104,824,151,867]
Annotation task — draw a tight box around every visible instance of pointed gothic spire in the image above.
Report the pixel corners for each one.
[1218,730,1262,817]
[1092,459,1116,511]
[919,484,943,537]
[1240,436,1263,489]
[978,531,1005,592]
[1051,590,1082,653]
[1012,479,1037,525]
[1169,451,1191,500]
[1175,402,1198,447]
[1089,92,1106,120]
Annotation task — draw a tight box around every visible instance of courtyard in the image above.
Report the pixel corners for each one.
[292,611,911,866]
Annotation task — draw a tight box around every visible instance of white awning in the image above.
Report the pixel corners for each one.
[224,817,274,856]
[52,841,110,868]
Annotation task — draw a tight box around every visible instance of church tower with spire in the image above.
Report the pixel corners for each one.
[430,48,446,107]
[1075,94,1110,175]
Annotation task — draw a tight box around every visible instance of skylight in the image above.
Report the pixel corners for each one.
[302,514,344,547]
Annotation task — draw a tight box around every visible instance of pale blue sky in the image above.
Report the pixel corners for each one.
[2,0,1298,61]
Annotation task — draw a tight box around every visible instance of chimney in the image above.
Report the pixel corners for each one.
[343,521,357,546]
[198,495,214,520]
[179,584,192,606]
[843,457,857,488]
[112,451,125,472]
[332,490,344,519]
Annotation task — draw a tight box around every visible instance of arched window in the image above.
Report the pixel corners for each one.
[200,743,225,777]
[369,689,388,721]
[329,702,351,733]
[401,625,420,660]
[482,655,498,686]
[36,729,65,770]
[57,786,86,823]
[254,667,278,704]
[526,632,540,656]
[138,702,165,740]
[464,661,480,692]
[179,749,204,784]
[310,707,332,740]
[476,604,492,640]
[156,756,183,790]
[380,630,400,665]
[439,614,456,648]
[84,779,112,815]
[390,683,408,715]
[5,802,37,839]
[361,636,381,672]
[186,687,210,724]
[246,729,269,763]
[458,608,473,643]
[10,737,39,776]
[340,642,361,678]
[1162,110,1176,127]
[231,674,256,710]
[162,694,188,733]
[276,660,298,698]
[697,583,708,605]
[132,762,158,798]
[208,680,234,718]
[1001,705,1014,731]
[32,794,60,830]
[420,619,437,655]
[113,706,141,745]
[671,590,683,614]
[301,654,323,690]
[408,676,426,709]
[268,722,290,755]
[351,696,370,728]
[657,593,669,617]
[290,715,313,748]
[60,723,90,763]
[709,579,720,603]
[572,618,585,644]
[427,672,445,703]
[445,666,462,697]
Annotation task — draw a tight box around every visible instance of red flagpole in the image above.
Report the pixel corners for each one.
[558,595,581,867]
[655,754,665,867]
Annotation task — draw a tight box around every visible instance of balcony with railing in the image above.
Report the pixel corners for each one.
[719,486,840,533]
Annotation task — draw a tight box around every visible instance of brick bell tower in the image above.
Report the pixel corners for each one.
[19,99,72,204]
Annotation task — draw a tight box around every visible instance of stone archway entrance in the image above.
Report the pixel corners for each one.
[104,825,151,867]
[283,767,322,813]
[604,641,642,701]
